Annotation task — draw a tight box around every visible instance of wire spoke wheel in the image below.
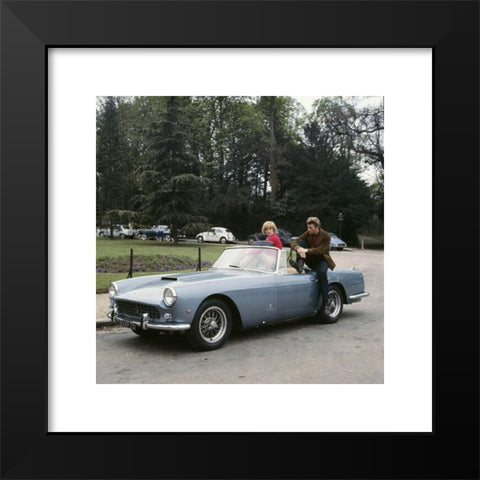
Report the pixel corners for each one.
[189,299,232,350]
[199,307,227,342]
[325,289,342,318]
[316,285,343,324]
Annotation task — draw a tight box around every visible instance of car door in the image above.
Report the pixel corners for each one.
[276,272,319,319]
[203,229,212,242]
[214,228,223,241]
[228,274,279,328]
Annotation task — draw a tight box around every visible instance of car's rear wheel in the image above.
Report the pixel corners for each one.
[317,285,343,324]
[197,236,203,243]
[140,234,147,240]
[188,299,232,350]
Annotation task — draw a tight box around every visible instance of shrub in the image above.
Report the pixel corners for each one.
[96,254,211,273]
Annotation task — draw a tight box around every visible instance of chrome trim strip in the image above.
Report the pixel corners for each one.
[146,323,190,331]
[114,315,190,331]
[349,292,369,300]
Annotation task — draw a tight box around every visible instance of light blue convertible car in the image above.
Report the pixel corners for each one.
[109,245,369,350]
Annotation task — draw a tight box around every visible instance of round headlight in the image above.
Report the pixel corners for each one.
[109,282,118,298]
[163,287,177,307]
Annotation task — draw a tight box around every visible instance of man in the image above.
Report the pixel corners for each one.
[290,217,336,312]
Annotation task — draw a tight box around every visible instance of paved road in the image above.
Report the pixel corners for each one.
[96,248,383,384]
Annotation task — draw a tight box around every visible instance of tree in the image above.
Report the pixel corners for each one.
[133,97,207,243]
[186,96,268,234]
[96,96,383,241]
[263,96,279,202]
[312,96,384,184]
[276,116,375,241]
[96,96,126,224]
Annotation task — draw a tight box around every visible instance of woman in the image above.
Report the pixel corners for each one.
[261,221,282,249]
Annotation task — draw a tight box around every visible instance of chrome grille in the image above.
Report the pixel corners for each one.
[116,300,160,319]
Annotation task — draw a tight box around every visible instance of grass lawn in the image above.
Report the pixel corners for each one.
[96,238,229,292]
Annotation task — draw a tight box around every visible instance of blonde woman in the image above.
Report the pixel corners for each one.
[261,221,282,249]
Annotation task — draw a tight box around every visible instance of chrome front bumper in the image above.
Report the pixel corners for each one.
[111,313,191,332]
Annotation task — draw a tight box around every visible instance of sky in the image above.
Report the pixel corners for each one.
[294,96,318,113]
[294,96,383,115]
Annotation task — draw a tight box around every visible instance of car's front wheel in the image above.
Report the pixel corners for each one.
[220,237,227,244]
[317,285,343,324]
[197,236,203,243]
[140,234,147,240]
[188,299,232,350]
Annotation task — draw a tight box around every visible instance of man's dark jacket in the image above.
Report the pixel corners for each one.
[291,229,336,270]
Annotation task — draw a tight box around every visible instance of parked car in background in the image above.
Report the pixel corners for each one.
[196,227,236,244]
[248,228,292,247]
[109,245,369,350]
[329,232,347,250]
[290,232,347,251]
[97,224,136,239]
[137,225,172,241]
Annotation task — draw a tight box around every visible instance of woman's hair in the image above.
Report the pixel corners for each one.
[262,221,278,234]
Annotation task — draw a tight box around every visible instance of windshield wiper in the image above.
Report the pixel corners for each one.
[228,264,241,268]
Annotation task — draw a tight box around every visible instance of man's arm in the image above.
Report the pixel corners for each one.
[291,231,307,252]
[307,231,331,256]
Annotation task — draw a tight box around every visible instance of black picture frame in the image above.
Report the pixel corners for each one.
[1,1,478,478]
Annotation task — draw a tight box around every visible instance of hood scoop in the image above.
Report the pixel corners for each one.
[161,276,178,281]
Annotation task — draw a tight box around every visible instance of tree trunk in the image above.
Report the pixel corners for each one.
[268,98,278,203]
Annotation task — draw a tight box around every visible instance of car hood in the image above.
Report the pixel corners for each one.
[157,269,252,285]
[115,268,267,302]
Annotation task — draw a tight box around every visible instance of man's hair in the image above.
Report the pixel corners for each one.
[306,216,321,227]
[261,220,278,234]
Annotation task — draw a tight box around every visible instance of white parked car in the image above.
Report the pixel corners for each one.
[196,227,236,244]
[97,224,136,239]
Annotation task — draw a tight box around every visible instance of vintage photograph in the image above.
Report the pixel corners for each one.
[3,0,476,474]
[96,95,384,384]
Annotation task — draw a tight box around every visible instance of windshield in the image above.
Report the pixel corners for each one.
[213,247,278,273]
